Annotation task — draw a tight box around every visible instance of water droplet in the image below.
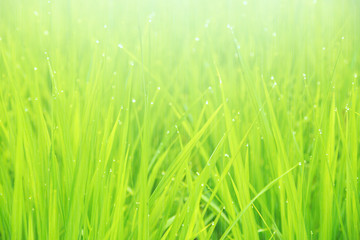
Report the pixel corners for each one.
[345,105,350,112]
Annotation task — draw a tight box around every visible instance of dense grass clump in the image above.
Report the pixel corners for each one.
[0,0,359,239]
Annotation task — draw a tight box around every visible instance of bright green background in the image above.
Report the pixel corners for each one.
[0,0,359,239]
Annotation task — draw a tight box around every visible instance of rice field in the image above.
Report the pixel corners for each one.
[0,0,359,239]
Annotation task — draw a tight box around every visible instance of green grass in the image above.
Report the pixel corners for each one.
[0,0,359,239]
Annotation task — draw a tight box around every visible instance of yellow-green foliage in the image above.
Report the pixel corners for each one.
[0,0,359,239]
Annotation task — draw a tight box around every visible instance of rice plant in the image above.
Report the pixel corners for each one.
[0,0,359,239]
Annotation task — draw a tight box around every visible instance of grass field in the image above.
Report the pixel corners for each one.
[0,0,359,239]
